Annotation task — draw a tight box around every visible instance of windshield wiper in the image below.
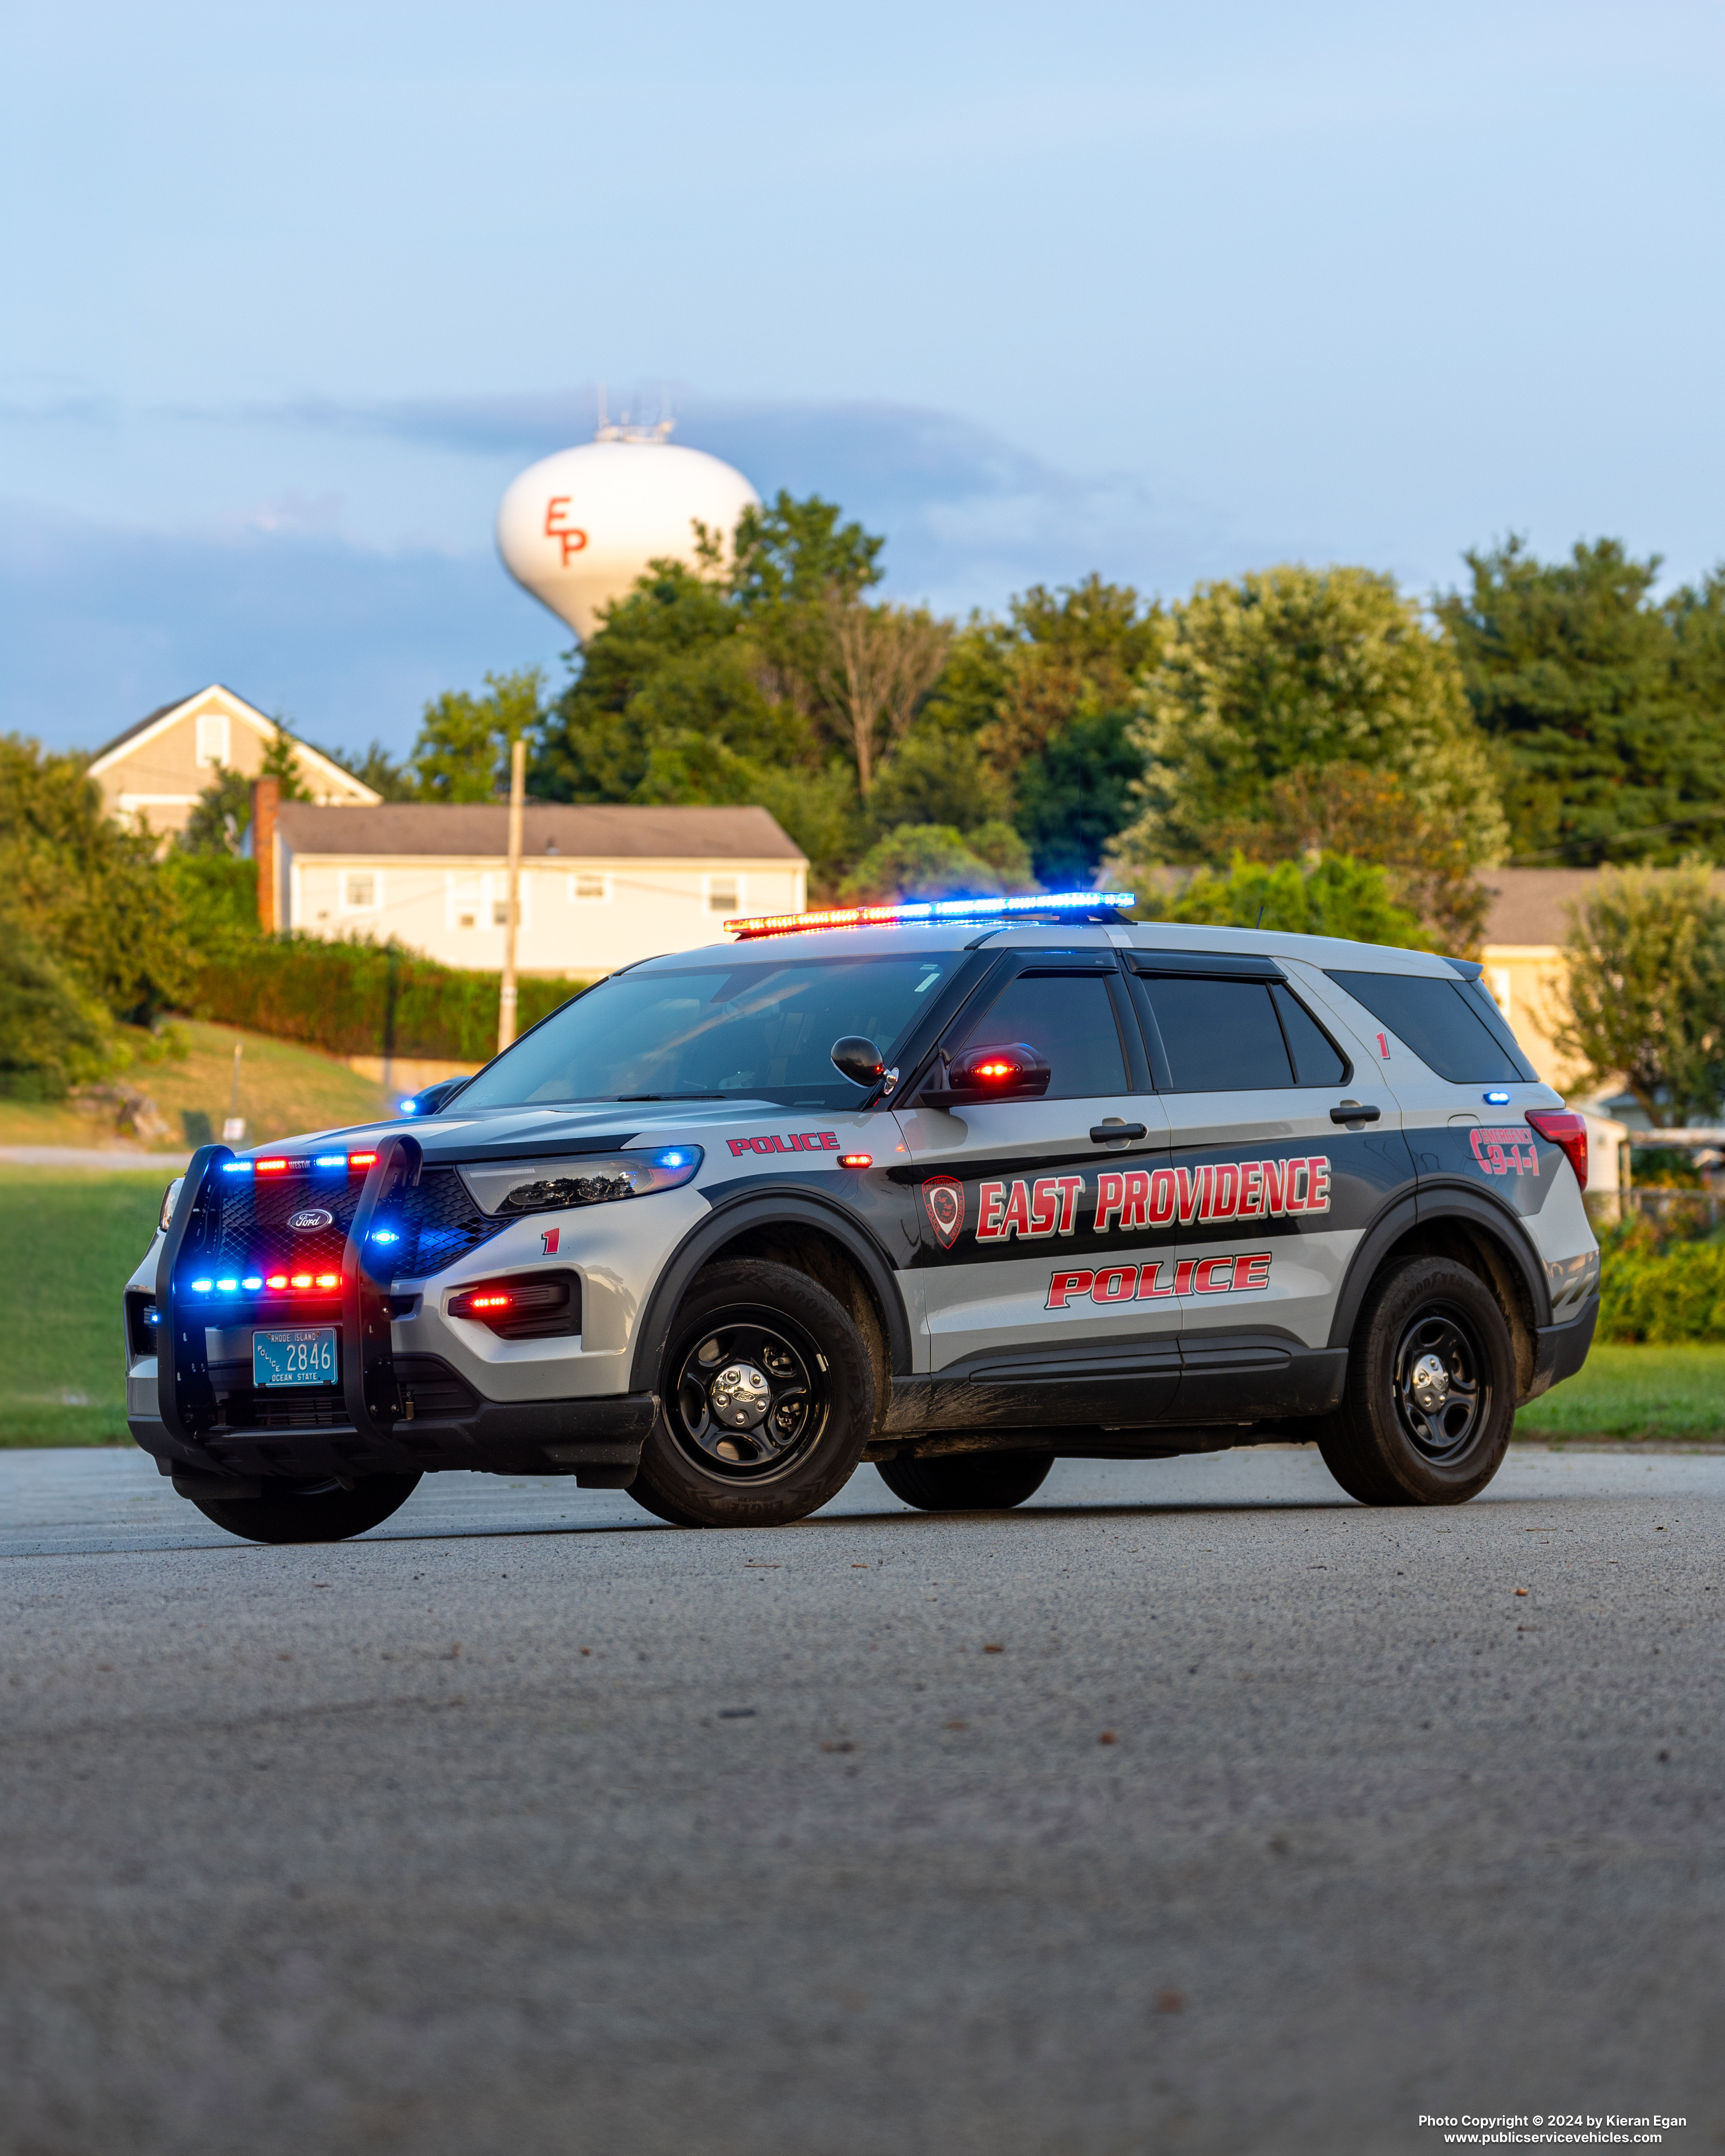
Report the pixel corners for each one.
[614,1092,727,1101]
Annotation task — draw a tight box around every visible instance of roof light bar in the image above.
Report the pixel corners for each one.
[725,891,1136,940]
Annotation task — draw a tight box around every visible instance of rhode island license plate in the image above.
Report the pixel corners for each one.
[253,1327,338,1388]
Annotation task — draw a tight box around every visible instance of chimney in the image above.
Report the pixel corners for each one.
[251,777,280,932]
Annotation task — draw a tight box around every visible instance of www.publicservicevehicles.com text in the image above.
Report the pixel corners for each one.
[1418,2119,1686,2146]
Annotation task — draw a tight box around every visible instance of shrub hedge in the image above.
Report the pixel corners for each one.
[1595,1218,1725,1343]
[187,935,585,1065]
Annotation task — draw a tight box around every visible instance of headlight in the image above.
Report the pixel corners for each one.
[159,1177,184,1234]
[457,1147,704,1218]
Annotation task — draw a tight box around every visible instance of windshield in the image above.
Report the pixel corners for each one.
[458,952,966,1110]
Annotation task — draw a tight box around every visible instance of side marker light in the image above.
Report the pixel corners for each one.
[1484,1090,1511,1105]
[839,1154,873,1169]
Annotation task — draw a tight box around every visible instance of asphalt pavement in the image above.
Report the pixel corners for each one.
[3,1441,1721,2156]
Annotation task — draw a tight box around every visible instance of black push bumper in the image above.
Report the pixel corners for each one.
[136,1137,656,1489]
[1525,1292,1600,1402]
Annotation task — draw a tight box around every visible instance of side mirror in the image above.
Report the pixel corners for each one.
[919,1042,1052,1109]
[400,1075,472,1118]
[830,1035,886,1088]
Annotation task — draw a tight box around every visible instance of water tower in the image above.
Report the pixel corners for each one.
[496,408,759,642]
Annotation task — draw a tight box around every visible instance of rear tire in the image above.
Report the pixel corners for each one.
[877,1451,1053,1513]
[629,1260,875,1529]
[1317,1256,1515,1506]
[191,1472,421,1544]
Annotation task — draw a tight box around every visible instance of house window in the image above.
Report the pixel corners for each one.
[707,875,739,915]
[195,711,230,768]
[570,873,608,903]
[449,873,482,931]
[343,871,377,910]
[493,899,511,927]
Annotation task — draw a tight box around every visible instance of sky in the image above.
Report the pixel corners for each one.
[4,0,1723,758]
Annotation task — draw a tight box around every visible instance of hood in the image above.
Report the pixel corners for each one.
[238,1096,789,1168]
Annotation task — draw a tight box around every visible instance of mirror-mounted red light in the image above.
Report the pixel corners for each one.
[920,1041,1053,1108]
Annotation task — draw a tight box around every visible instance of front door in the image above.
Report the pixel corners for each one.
[894,953,1179,1429]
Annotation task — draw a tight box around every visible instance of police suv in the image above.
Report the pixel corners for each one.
[124,892,1599,1543]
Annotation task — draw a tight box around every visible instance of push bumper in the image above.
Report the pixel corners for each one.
[139,1137,656,1489]
[1524,1292,1600,1402]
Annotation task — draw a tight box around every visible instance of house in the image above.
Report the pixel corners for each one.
[87,684,379,840]
[268,801,809,977]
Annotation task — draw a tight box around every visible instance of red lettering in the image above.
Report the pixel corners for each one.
[1046,1269,1093,1309]
[1122,1169,1150,1228]
[1211,1162,1240,1219]
[1148,1167,1177,1225]
[976,1181,1007,1241]
[1029,1177,1061,1236]
[544,496,571,532]
[1287,1159,1309,1212]
[1093,1263,1138,1303]
[1240,1160,1264,1215]
[558,530,587,564]
[1094,1172,1125,1232]
[1175,1166,1204,1226]
[1055,1176,1084,1233]
[1261,1158,1288,1215]
[1174,1260,1195,1296]
[1136,1259,1176,1299]
[1306,1155,1331,1212]
[820,1132,839,1150]
[1236,1252,1271,1290]
[1193,1255,1235,1294]
[728,1138,750,1156]
[1002,1181,1033,1238]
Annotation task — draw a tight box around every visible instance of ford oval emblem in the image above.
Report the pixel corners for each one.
[288,1208,334,1231]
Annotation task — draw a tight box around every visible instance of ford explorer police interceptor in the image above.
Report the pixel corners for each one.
[122,891,1600,1543]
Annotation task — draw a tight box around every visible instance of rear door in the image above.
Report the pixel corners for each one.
[1126,952,1415,1420]
[894,951,1179,1427]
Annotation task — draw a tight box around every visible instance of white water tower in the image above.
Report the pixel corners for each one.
[496,411,759,642]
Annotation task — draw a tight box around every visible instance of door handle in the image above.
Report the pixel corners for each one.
[1090,1122,1148,1143]
[1330,1102,1382,1124]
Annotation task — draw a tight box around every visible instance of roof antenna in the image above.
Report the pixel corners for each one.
[1255,903,1265,929]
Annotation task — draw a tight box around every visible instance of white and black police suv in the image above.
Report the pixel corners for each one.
[124,890,1599,1543]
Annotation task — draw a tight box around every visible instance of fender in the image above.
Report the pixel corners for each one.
[1325,1181,1552,1351]
[155,1142,233,1446]
[627,1187,914,1394]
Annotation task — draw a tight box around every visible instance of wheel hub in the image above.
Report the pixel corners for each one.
[709,1361,772,1431]
[1409,1351,1451,1413]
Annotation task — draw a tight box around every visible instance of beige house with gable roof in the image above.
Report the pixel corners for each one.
[87,684,379,841]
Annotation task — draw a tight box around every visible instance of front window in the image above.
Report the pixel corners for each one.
[459,953,967,1110]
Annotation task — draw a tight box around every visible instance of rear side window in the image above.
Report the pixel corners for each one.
[1141,978,1294,1091]
[1326,970,1537,1084]
[1271,985,1350,1087]
[954,972,1129,1099]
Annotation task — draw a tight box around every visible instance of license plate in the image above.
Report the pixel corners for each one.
[253,1327,339,1388]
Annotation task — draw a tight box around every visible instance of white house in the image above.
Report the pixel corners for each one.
[87,684,379,840]
[271,801,809,976]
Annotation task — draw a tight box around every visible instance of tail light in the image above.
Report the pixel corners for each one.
[1525,1111,1588,1190]
[447,1272,580,1340]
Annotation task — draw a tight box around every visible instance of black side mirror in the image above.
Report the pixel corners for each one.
[400,1075,472,1119]
[830,1035,886,1088]
[919,1042,1052,1109]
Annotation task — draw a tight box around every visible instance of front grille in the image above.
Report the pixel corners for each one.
[209,1166,503,1282]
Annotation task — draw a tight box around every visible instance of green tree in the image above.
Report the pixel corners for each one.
[1116,564,1505,874]
[838,821,1035,904]
[177,725,312,856]
[1551,861,1725,1125]
[315,737,415,801]
[0,894,118,1099]
[1436,538,1725,865]
[1138,852,1426,947]
[412,668,544,802]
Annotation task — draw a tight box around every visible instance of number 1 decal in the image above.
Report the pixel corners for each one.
[1376,1031,1390,1059]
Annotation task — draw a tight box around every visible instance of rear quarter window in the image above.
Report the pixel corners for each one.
[1326,970,1538,1084]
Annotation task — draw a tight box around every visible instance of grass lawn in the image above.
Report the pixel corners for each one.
[0,1168,166,1444]
[1514,1344,1725,1444]
[0,1019,389,1155]
[4,1162,1719,1449]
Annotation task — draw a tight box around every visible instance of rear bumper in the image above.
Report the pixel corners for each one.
[127,1376,657,1489]
[1524,1293,1600,1403]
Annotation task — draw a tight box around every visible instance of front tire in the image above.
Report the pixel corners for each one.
[629,1260,875,1529]
[190,1472,422,1544]
[876,1451,1052,1513]
[1317,1256,1516,1506]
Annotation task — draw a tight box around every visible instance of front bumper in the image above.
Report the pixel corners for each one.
[1524,1291,1600,1402]
[137,1137,658,1488]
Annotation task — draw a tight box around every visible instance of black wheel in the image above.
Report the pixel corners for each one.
[629,1260,875,1529]
[190,1473,422,1544]
[877,1451,1053,1513]
[1317,1256,1515,1506]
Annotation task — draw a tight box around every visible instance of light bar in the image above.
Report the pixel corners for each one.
[222,1150,380,1177]
[725,891,1136,940]
[185,1272,343,1296]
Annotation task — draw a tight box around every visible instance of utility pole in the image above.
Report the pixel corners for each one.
[498,736,526,1054]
